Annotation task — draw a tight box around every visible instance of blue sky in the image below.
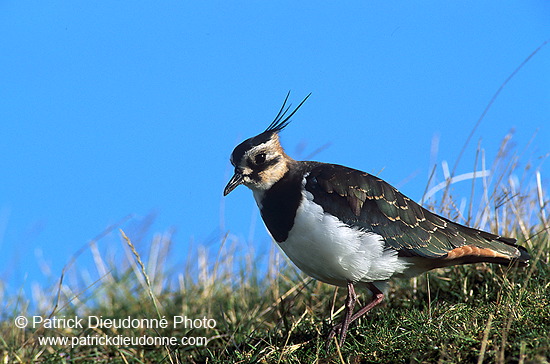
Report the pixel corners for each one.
[1,2,549,303]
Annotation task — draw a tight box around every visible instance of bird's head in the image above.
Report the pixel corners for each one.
[223,93,310,196]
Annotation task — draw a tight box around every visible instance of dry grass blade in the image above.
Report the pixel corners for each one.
[120,229,162,318]
[120,229,177,364]
[477,313,493,364]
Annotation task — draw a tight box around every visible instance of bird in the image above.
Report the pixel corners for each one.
[223,93,530,346]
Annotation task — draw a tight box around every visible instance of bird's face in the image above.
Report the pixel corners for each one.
[224,132,290,195]
[223,92,310,196]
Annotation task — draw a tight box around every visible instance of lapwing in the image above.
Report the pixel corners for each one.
[223,93,530,346]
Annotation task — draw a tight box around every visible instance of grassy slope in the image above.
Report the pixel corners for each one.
[1,139,549,364]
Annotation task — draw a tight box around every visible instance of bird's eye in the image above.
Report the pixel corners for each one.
[254,153,267,165]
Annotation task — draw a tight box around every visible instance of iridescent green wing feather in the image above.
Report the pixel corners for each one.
[304,163,522,260]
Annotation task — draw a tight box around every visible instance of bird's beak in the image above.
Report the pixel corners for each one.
[224,171,244,196]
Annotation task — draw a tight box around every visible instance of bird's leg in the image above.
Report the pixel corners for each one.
[327,282,385,346]
[327,281,357,346]
[339,281,357,345]
[347,283,384,323]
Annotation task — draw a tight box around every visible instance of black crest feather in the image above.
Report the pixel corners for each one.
[264,92,311,133]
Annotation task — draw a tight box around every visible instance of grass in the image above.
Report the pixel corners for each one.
[1,134,549,363]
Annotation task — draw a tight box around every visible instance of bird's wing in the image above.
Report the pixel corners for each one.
[304,163,524,262]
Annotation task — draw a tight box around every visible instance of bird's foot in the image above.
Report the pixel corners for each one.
[325,323,346,350]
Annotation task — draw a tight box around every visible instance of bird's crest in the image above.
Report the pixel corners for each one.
[264,92,311,134]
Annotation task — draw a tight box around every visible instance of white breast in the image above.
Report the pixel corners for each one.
[273,188,409,287]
